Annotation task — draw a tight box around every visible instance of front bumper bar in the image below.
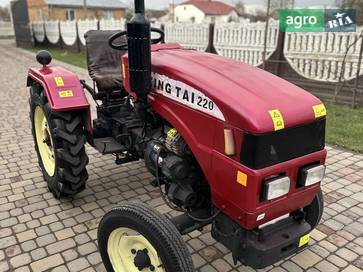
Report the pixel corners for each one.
[212,213,311,269]
[242,221,310,268]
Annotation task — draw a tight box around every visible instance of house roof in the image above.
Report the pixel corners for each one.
[180,0,237,15]
[45,0,127,9]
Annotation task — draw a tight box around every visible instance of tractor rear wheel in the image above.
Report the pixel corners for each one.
[29,85,89,198]
[98,202,194,272]
[304,189,324,229]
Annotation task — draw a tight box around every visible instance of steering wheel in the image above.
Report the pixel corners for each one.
[109,28,165,51]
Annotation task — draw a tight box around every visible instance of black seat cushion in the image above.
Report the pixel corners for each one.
[85,30,127,92]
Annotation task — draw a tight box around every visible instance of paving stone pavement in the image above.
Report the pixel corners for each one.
[0,39,362,272]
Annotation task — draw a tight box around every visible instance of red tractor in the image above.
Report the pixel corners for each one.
[27,1,326,271]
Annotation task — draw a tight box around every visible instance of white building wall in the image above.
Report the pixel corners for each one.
[205,10,239,23]
[174,4,205,23]
[175,5,239,23]
[228,10,240,22]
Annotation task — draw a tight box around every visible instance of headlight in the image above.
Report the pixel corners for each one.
[262,176,290,201]
[299,165,325,187]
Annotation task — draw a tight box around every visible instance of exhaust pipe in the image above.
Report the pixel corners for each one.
[127,0,151,103]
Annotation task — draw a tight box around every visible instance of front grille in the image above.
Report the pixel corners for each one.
[240,119,325,169]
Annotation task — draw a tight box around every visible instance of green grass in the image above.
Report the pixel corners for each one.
[28,46,363,153]
[29,47,87,69]
[326,103,363,153]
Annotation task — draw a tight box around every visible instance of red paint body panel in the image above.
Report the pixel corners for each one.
[122,44,327,229]
[210,148,326,229]
[124,44,322,133]
[27,66,90,112]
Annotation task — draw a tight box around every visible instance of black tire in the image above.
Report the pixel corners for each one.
[29,84,89,198]
[304,189,324,229]
[98,201,194,272]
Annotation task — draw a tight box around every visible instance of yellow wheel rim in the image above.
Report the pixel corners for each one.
[34,106,55,176]
[107,227,165,272]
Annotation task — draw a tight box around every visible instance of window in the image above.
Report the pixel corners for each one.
[37,9,43,21]
[65,9,76,21]
[191,16,195,23]
[104,10,113,19]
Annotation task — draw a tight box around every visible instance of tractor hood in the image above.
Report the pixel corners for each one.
[149,45,323,134]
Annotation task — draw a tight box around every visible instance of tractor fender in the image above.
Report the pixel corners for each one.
[27,66,90,112]
[27,66,92,133]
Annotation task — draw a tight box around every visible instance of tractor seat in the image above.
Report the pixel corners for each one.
[85,30,127,93]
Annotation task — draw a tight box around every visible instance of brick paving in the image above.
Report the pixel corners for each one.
[0,39,362,272]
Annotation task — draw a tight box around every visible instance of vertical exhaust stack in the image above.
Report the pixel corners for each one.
[127,0,151,103]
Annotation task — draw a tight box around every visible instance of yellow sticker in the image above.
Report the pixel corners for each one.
[122,63,126,79]
[54,76,64,87]
[237,171,247,186]
[313,104,326,118]
[167,128,177,138]
[59,90,74,98]
[268,109,285,131]
[299,233,310,247]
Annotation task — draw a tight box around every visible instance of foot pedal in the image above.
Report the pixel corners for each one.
[94,137,126,154]
[115,153,139,165]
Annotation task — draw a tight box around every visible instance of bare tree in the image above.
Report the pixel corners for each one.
[125,8,134,21]
[269,0,295,19]
[252,9,268,22]
[235,1,245,14]
[340,0,363,25]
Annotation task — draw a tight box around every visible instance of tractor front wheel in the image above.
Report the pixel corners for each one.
[98,202,194,272]
[304,189,324,229]
[30,85,89,198]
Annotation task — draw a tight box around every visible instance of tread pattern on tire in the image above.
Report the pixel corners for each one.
[29,84,89,197]
[98,201,194,272]
[304,189,324,229]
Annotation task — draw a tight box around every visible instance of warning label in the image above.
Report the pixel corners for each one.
[54,76,64,87]
[313,104,327,118]
[268,109,285,131]
[58,90,73,98]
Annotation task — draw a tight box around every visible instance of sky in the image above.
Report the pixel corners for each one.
[0,0,338,9]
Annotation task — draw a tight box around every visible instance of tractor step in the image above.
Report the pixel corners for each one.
[94,137,126,154]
